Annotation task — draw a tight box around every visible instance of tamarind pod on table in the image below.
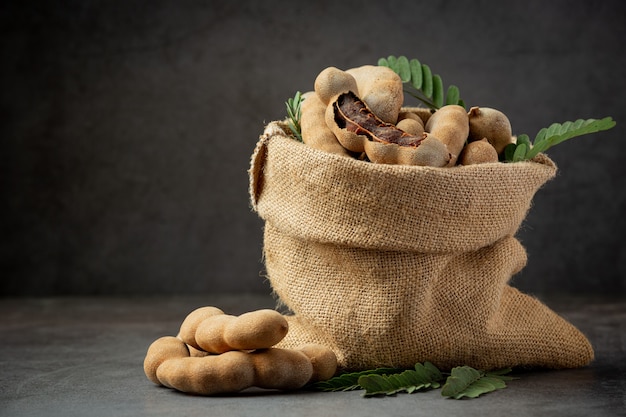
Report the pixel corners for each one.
[297,344,338,382]
[155,348,314,395]
[143,336,190,385]
[177,306,225,350]
[156,351,256,395]
[195,309,289,354]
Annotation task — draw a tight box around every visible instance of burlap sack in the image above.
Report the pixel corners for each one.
[249,121,594,372]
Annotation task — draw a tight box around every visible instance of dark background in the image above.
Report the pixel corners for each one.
[1,1,624,297]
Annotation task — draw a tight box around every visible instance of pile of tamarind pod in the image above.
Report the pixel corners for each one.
[302,65,514,167]
[143,306,337,395]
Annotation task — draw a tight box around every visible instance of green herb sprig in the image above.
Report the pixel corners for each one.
[310,362,516,400]
[312,367,402,392]
[378,55,464,110]
[285,91,304,141]
[504,117,616,162]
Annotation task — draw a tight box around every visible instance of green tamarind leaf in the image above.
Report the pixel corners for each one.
[359,374,397,396]
[545,122,562,138]
[485,369,518,381]
[558,121,573,135]
[359,362,445,397]
[441,366,514,399]
[504,117,616,161]
[310,367,401,392]
[386,55,399,74]
[534,127,548,145]
[516,134,531,148]
[378,56,464,109]
[421,64,433,98]
[409,58,422,90]
[311,361,515,400]
[396,55,411,82]
[432,74,444,108]
[524,117,616,160]
[446,85,460,105]
[512,142,528,162]
[441,366,482,397]
[503,143,517,162]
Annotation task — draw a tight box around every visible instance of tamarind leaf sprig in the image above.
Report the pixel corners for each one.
[285,90,304,141]
[311,367,402,392]
[310,361,516,399]
[504,117,616,162]
[378,55,465,110]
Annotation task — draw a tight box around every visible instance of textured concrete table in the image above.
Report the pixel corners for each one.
[1,294,624,417]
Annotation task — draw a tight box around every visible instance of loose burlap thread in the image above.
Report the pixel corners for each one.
[249,121,594,371]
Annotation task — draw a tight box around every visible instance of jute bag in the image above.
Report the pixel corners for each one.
[249,121,594,372]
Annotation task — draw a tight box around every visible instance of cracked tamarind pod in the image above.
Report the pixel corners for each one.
[346,65,404,124]
[425,104,470,166]
[326,91,450,166]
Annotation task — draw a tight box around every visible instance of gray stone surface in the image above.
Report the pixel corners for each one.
[1,295,624,417]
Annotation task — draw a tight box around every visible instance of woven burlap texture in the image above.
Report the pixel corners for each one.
[249,121,594,371]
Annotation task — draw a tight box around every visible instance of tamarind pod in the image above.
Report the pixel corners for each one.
[467,106,514,154]
[397,110,425,124]
[156,351,255,395]
[314,67,359,105]
[250,348,314,391]
[296,344,338,382]
[425,105,469,166]
[195,309,289,354]
[400,107,435,125]
[194,315,233,353]
[364,134,451,167]
[396,118,424,137]
[188,344,210,357]
[324,96,366,153]
[346,65,403,123]
[300,92,351,156]
[458,137,499,165]
[143,336,190,385]
[155,348,314,395]
[178,306,225,350]
[327,91,423,152]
